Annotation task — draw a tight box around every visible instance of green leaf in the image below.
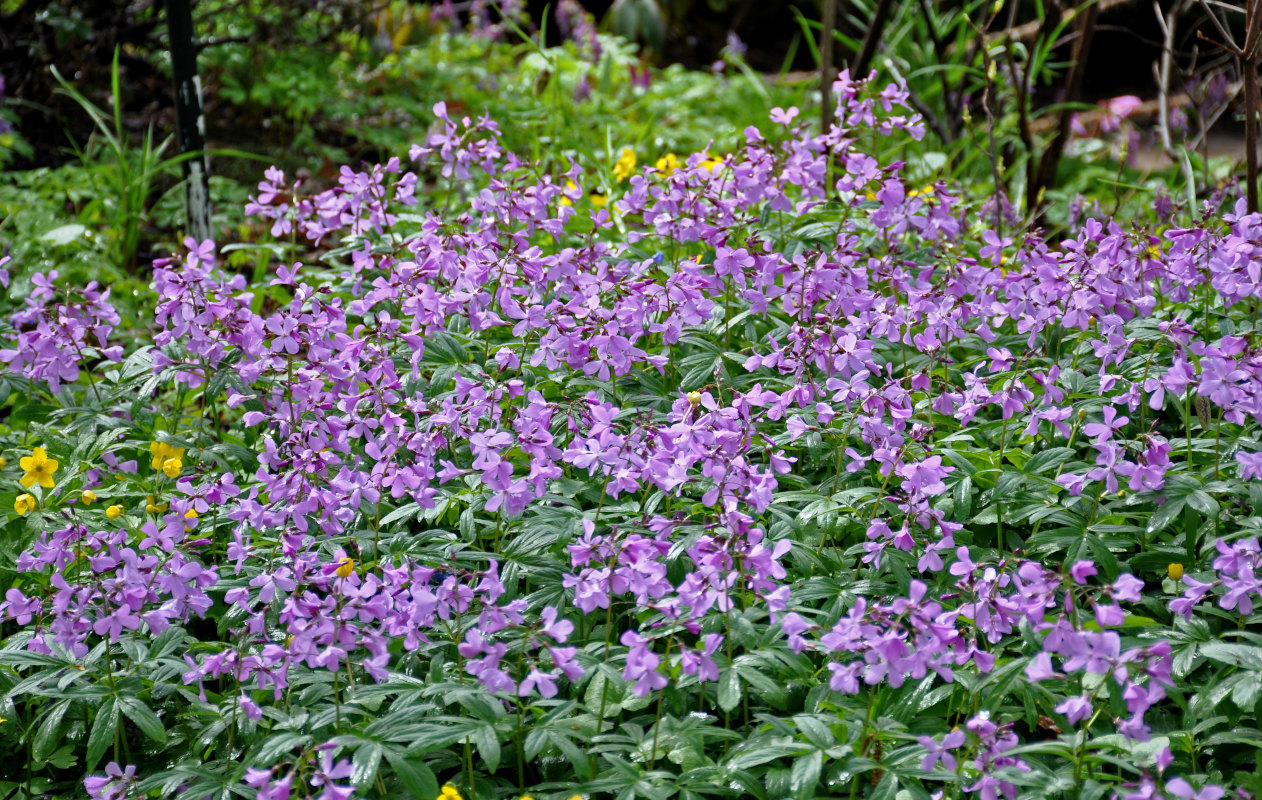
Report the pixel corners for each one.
[386,751,439,800]
[40,223,88,245]
[32,699,72,762]
[351,742,383,790]
[1200,643,1262,670]
[474,724,501,773]
[1186,490,1219,516]
[789,750,822,797]
[717,667,742,713]
[1024,447,1074,475]
[120,697,167,745]
[87,697,119,771]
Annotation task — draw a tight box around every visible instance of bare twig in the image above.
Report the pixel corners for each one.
[1154,0,1198,201]
[966,0,1129,47]
[1244,0,1261,211]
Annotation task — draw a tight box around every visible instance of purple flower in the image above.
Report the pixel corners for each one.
[918,728,966,772]
[1055,694,1093,725]
[1069,561,1097,585]
[1083,405,1129,443]
[1238,450,1262,481]
[1166,778,1226,800]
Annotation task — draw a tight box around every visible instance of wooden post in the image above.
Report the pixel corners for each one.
[166,0,213,243]
[821,0,837,133]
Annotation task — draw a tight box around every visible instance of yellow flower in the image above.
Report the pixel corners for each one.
[613,147,636,183]
[654,153,681,175]
[14,494,36,515]
[686,390,702,408]
[0,456,7,469]
[106,505,123,519]
[439,785,463,800]
[559,179,578,207]
[81,490,97,505]
[19,448,58,489]
[699,154,725,173]
[1168,563,1184,580]
[184,509,199,529]
[590,193,607,208]
[150,441,186,476]
[145,495,169,514]
[336,557,355,578]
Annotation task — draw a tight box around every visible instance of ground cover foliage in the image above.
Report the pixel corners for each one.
[3,21,1262,800]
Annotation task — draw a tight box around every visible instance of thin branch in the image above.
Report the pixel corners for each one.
[1154,0,1199,203]
[1032,0,1099,223]
[852,0,897,77]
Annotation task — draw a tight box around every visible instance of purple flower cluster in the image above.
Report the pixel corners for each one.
[1,517,216,657]
[0,270,122,393]
[1171,536,1262,618]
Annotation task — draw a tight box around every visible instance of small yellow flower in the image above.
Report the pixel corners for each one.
[1168,563,1184,580]
[106,505,123,519]
[19,448,58,489]
[335,557,355,578]
[699,154,725,173]
[184,509,199,529]
[81,490,97,505]
[14,494,36,515]
[439,785,463,800]
[145,495,169,514]
[613,147,636,183]
[559,179,579,207]
[686,391,702,408]
[654,153,681,175]
[0,456,7,469]
[150,441,186,477]
[590,193,607,208]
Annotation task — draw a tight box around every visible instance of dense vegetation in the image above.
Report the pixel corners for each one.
[1,3,1261,800]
